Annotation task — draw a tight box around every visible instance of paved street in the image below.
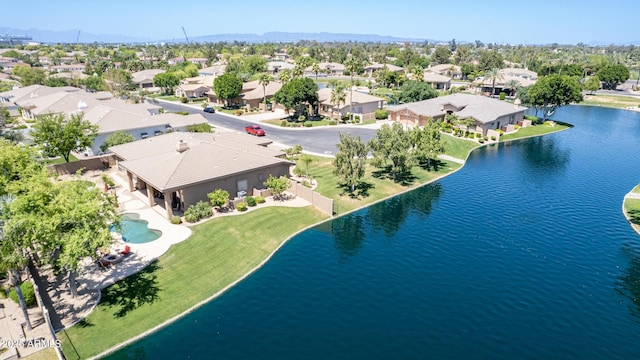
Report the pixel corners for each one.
[158,101,380,156]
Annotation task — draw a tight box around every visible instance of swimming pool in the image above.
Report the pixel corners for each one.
[112,213,162,244]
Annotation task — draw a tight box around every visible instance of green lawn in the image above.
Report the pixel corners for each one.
[500,122,571,141]
[581,94,640,109]
[632,184,640,193]
[624,197,640,227]
[60,206,327,359]
[42,154,79,165]
[152,95,180,102]
[309,156,461,214]
[442,135,480,160]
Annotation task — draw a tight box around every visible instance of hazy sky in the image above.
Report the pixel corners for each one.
[3,0,638,44]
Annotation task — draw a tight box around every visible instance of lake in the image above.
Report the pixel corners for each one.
[109,105,640,359]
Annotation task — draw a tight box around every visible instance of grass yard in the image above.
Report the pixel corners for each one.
[308,156,461,214]
[500,122,572,141]
[42,154,79,165]
[624,197,640,229]
[60,206,327,359]
[441,135,480,160]
[581,94,640,109]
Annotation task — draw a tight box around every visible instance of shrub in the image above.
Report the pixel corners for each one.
[207,189,229,208]
[235,109,243,116]
[354,115,361,122]
[246,196,257,207]
[524,114,537,121]
[170,216,182,224]
[0,287,7,299]
[491,136,496,141]
[194,201,213,219]
[497,129,504,135]
[484,136,488,141]
[329,120,337,125]
[255,196,265,204]
[180,96,188,103]
[374,109,389,120]
[281,120,288,127]
[298,115,306,122]
[184,207,199,223]
[304,121,313,127]
[9,281,36,307]
[499,92,506,100]
[301,180,312,188]
[236,202,248,212]
[469,133,475,139]
[478,138,485,143]
[293,166,304,177]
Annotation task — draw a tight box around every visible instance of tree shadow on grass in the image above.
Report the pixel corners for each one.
[101,261,162,318]
[339,181,374,199]
[628,210,640,225]
[371,165,417,186]
[417,159,447,172]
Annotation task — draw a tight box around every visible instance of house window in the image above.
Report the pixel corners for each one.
[237,179,248,198]
[509,114,515,124]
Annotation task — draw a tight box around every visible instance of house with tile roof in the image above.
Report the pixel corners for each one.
[387,93,527,136]
[317,88,386,122]
[109,131,292,219]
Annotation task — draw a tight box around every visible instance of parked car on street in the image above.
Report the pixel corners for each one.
[244,124,265,136]
[203,107,216,113]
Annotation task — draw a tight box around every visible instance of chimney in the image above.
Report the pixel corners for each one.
[176,139,189,153]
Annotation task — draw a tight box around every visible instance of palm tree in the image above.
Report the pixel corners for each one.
[410,64,424,81]
[485,68,503,97]
[278,69,292,84]
[258,73,273,110]
[327,79,340,89]
[312,62,321,81]
[330,84,346,121]
[344,55,360,122]
[503,79,521,98]
[292,64,304,78]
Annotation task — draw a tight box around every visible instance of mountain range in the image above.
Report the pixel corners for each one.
[1,28,431,44]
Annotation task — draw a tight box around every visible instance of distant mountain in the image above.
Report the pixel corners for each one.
[0,27,153,44]
[0,27,430,44]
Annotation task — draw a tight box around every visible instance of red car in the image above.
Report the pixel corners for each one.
[244,124,265,136]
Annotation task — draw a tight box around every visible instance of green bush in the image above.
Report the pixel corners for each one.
[469,133,475,139]
[329,120,337,125]
[246,196,257,207]
[499,92,506,100]
[304,121,313,127]
[255,196,265,204]
[374,109,389,120]
[194,201,213,219]
[484,136,488,141]
[354,115,361,122]
[478,138,485,143]
[236,202,248,212]
[497,129,504,135]
[170,216,182,224]
[184,207,199,223]
[301,180,312,188]
[0,287,7,299]
[524,114,537,121]
[514,124,520,129]
[8,281,36,307]
[298,115,306,122]
[491,136,496,141]
[281,120,288,127]
[181,96,188,103]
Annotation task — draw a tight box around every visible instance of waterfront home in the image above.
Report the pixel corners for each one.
[109,132,292,219]
[317,88,386,122]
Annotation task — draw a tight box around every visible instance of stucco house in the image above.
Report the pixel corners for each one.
[267,61,295,75]
[240,81,283,109]
[131,69,166,89]
[85,110,207,155]
[317,88,386,122]
[426,64,462,79]
[364,63,405,77]
[422,72,452,90]
[109,131,292,219]
[305,62,345,77]
[481,68,538,96]
[387,93,527,136]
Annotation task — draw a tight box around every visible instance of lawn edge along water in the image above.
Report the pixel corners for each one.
[60,123,572,360]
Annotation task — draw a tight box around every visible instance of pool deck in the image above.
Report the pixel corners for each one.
[78,176,193,292]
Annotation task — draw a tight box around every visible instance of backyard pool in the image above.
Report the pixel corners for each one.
[112,213,162,244]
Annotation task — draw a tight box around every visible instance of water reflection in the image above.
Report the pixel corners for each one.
[616,242,640,322]
[519,136,570,180]
[366,183,443,239]
[332,214,366,260]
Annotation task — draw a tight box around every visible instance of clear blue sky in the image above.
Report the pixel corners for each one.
[3,0,638,44]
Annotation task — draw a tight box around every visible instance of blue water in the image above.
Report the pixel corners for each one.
[114,214,161,244]
[108,106,640,359]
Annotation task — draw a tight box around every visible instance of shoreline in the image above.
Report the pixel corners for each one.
[82,125,571,359]
[622,189,640,237]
